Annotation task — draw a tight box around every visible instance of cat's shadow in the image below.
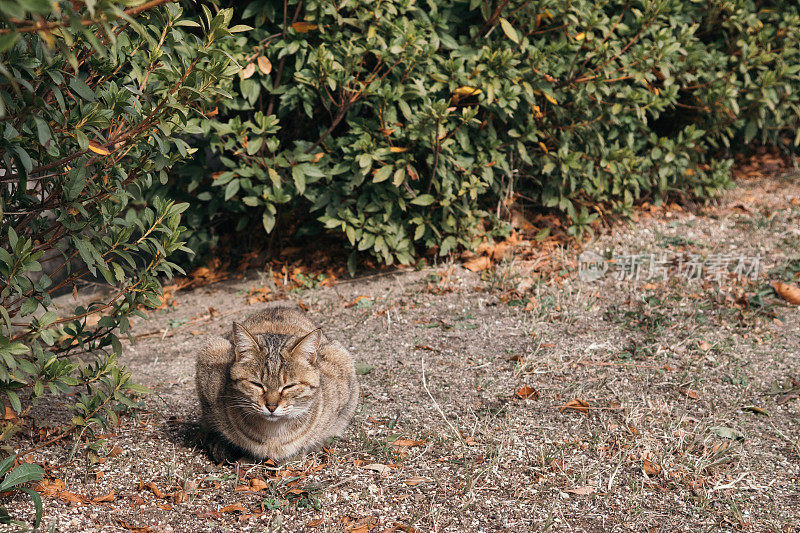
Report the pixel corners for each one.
[162,414,266,465]
[163,414,204,450]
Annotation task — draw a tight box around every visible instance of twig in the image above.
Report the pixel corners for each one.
[607,447,630,491]
[421,357,464,446]
[0,0,175,35]
[711,472,749,491]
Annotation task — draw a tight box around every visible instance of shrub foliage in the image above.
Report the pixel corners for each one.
[0,1,239,444]
[167,0,799,268]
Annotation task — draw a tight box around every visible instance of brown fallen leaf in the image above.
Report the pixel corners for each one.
[35,478,66,496]
[391,438,425,448]
[107,445,123,458]
[773,281,800,305]
[710,441,730,455]
[403,477,429,486]
[680,388,700,400]
[515,386,540,400]
[58,491,86,504]
[172,490,187,504]
[565,485,596,496]
[363,463,390,475]
[220,504,248,514]
[307,518,324,527]
[463,256,492,272]
[559,398,591,415]
[92,490,116,503]
[140,481,167,499]
[642,459,662,477]
[250,478,268,491]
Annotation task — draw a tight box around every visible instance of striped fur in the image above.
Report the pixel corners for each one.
[196,306,359,462]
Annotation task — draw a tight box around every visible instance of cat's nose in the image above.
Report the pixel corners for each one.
[266,404,278,413]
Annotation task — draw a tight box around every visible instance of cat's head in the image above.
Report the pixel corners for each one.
[228,322,321,420]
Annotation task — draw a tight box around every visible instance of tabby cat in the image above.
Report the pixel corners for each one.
[195,306,359,463]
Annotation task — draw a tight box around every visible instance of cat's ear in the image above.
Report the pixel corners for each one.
[232,322,259,362]
[290,329,321,365]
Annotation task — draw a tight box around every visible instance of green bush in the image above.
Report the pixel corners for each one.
[0,0,239,458]
[165,0,800,268]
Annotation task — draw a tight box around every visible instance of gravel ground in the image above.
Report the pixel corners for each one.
[4,163,800,532]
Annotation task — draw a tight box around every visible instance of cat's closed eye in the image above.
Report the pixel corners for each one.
[281,383,298,393]
[248,380,265,390]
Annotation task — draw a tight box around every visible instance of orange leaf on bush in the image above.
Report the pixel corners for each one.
[239,63,256,79]
[292,22,318,33]
[257,56,272,75]
[88,140,111,155]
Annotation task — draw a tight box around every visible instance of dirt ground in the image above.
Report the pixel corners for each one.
[5,164,800,532]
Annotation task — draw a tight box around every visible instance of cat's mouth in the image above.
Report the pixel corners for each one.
[259,407,284,419]
[258,405,308,419]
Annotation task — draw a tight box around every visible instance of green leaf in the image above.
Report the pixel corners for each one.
[21,488,42,528]
[0,456,14,477]
[0,33,20,54]
[262,212,275,233]
[499,18,519,44]
[33,116,50,146]
[175,20,202,28]
[744,121,758,144]
[224,179,239,200]
[5,390,21,414]
[373,165,392,183]
[68,76,96,101]
[292,165,306,194]
[0,463,45,492]
[410,194,435,206]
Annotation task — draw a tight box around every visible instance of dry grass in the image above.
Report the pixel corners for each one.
[4,168,800,532]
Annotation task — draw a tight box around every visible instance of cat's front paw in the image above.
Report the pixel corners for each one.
[207,438,230,464]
